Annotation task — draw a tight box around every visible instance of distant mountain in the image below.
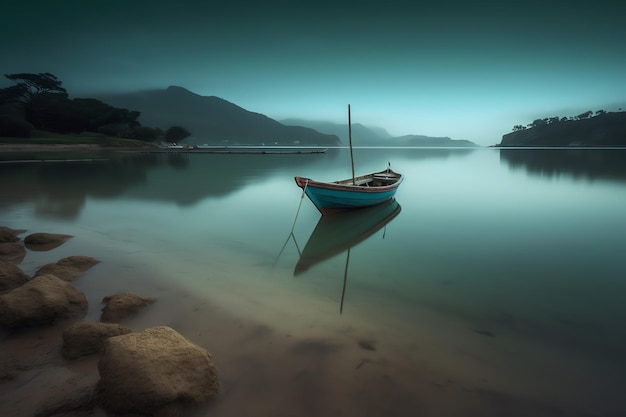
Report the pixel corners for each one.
[391,135,479,147]
[282,118,479,147]
[93,86,477,147]
[281,118,392,145]
[498,111,626,147]
[93,86,340,146]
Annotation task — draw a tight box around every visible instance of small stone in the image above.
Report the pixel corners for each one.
[62,321,132,359]
[100,292,156,323]
[35,256,100,282]
[0,274,88,329]
[24,232,73,251]
[0,260,29,293]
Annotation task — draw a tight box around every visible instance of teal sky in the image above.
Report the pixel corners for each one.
[2,0,625,145]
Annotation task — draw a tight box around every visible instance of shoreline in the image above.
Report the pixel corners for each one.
[0,143,328,155]
[0,143,149,152]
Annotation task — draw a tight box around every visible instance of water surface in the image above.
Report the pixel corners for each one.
[1,147,625,416]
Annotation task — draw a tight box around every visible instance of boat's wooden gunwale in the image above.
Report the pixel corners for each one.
[296,169,402,194]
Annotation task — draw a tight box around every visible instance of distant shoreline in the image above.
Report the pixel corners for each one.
[0,143,331,155]
[5,143,626,154]
[0,143,148,152]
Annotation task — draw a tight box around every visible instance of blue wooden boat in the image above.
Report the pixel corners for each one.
[294,166,403,215]
[294,104,403,214]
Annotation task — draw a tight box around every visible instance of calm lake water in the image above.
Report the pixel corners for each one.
[1,147,626,416]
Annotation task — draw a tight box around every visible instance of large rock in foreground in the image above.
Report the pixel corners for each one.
[62,321,132,359]
[97,326,220,415]
[0,274,88,328]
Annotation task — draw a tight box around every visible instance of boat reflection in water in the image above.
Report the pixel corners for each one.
[294,198,402,313]
[295,198,402,275]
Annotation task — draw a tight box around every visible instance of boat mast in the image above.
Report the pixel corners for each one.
[348,104,355,185]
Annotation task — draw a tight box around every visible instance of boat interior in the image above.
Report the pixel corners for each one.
[337,174,399,187]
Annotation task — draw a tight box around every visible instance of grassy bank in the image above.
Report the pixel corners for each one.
[0,130,158,148]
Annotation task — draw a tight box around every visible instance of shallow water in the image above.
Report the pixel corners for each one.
[1,147,626,416]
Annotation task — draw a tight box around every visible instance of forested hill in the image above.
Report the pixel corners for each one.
[95,86,341,146]
[498,111,626,147]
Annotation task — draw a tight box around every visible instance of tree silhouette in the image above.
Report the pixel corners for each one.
[165,126,191,142]
[4,72,67,102]
[0,72,148,138]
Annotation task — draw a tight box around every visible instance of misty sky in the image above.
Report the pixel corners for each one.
[2,0,625,145]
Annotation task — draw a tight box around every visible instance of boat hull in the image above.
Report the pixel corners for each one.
[295,169,403,215]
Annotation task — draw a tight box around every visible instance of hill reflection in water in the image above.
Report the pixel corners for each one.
[499,148,626,182]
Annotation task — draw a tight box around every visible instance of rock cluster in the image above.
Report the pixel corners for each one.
[0,230,97,327]
[0,225,220,416]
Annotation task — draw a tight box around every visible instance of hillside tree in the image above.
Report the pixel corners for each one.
[165,126,191,142]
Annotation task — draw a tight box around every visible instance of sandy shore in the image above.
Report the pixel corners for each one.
[0,281,455,417]
[2,265,612,417]
[1,281,543,417]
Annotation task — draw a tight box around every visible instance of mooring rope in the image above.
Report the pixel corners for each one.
[290,179,308,234]
[273,179,309,266]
